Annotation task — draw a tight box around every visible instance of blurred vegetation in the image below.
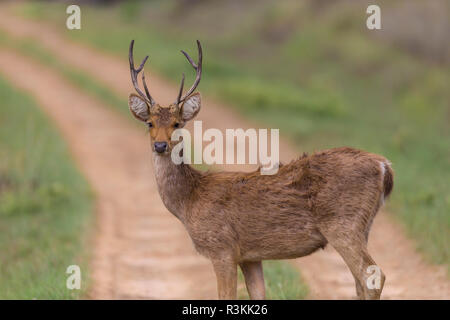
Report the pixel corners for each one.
[0,74,93,299]
[13,0,450,271]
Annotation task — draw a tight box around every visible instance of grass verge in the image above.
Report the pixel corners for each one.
[0,74,93,299]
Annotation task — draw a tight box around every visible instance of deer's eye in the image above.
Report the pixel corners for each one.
[147,122,153,128]
[173,122,180,128]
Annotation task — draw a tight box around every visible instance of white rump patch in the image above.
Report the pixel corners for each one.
[379,161,386,177]
[129,95,149,121]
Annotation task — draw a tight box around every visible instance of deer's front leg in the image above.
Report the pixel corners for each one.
[240,261,265,300]
[211,258,237,300]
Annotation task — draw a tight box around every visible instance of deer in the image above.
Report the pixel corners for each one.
[127,40,394,300]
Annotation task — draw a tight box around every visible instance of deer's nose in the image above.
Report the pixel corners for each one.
[154,142,168,153]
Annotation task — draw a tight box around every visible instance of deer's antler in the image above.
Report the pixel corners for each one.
[129,40,155,106]
[176,40,203,105]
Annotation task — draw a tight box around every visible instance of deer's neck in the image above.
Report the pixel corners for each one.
[152,153,200,223]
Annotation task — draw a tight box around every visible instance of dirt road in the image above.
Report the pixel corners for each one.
[0,9,448,299]
[0,49,218,299]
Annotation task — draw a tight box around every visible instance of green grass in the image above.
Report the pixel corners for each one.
[10,0,450,273]
[0,75,93,299]
[263,261,308,299]
[238,261,308,299]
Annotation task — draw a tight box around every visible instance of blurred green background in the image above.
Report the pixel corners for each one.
[0,0,449,298]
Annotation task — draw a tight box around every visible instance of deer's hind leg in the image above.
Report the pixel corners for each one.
[318,220,385,300]
[335,243,385,300]
[240,261,266,300]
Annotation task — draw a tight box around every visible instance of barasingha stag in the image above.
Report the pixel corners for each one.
[127,40,394,300]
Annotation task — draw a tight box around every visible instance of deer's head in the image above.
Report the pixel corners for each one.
[128,40,202,155]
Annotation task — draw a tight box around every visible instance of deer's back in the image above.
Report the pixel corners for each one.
[185,147,390,261]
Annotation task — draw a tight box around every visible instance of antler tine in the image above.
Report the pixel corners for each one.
[176,73,185,107]
[129,40,155,106]
[141,70,155,106]
[176,40,203,105]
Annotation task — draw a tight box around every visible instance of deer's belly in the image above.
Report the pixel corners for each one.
[185,209,327,260]
[238,228,328,261]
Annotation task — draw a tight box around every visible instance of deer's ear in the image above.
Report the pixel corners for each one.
[128,94,150,122]
[180,92,201,121]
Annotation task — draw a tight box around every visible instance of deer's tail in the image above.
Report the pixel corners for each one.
[381,161,394,199]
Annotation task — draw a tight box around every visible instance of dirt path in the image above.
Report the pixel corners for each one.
[0,49,217,299]
[1,9,449,299]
